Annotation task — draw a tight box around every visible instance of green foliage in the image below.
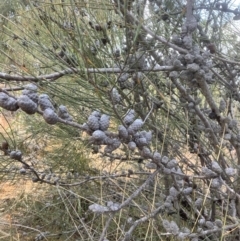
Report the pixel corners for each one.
[2,0,240,240]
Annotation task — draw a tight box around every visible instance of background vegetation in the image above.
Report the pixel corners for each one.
[1,0,240,240]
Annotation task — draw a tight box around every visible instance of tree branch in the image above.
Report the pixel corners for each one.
[0,66,182,82]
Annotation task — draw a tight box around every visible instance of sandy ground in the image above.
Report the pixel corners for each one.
[0,180,36,201]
